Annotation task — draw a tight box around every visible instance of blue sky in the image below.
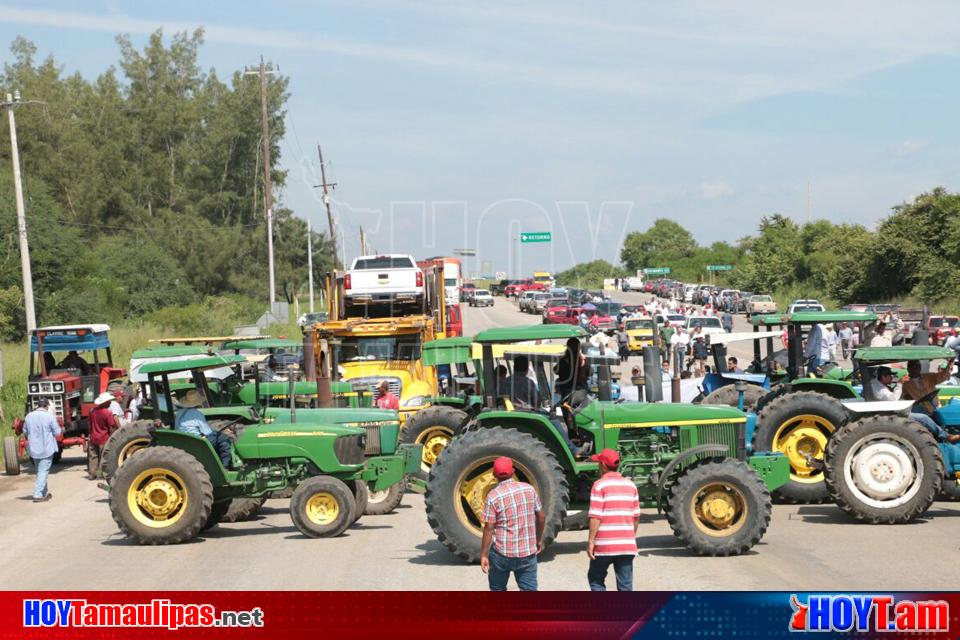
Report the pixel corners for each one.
[3,1,960,276]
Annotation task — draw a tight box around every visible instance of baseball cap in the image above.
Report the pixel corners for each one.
[492,457,514,479]
[590,448,620,468]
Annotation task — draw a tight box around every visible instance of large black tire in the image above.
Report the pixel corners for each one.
[666,458,772,556]
[352,480,369,523]
[109,446,214,545]
[401,406,468,481]
[753,390,847,503]
[289,476,355,538]
[203,500,232,531]
[364,481,405,515]
[4,436,20,476]
[701,384,767,413]
[424,427,568,562]
[939,479,960,501]
[753,383,793,416]
[220,496,267,523]
[100,421,153,481]
[825,415,943,524]
[562,509,590,531]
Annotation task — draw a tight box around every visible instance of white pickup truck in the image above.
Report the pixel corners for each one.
[344,254,424,308]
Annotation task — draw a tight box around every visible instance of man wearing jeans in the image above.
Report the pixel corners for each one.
[479,457,545,591]
[587,448,640,591]
[22,398,61,503]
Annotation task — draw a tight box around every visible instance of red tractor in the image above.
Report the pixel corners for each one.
[4,324,126,475]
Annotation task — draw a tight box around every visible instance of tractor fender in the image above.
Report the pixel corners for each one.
[152,429,230,487]
[474,410,578,473]
[655,444,729,514]
[790,378,858,399]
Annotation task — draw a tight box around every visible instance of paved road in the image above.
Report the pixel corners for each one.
[1,297,957,590]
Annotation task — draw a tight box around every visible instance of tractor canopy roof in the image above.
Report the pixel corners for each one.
[221,337,301,351]
[31,324,111,353]
[138,354,246,376]
[131,345,210,359]
[750,310,877,327]
[149,335,269,346]
[422,336,473,366]
[473,324,586,344]
[853,345,954,363]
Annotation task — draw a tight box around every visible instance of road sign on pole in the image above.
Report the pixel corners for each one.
[520,232,551,243]
[706,265,733,272]
[642,267,671,275]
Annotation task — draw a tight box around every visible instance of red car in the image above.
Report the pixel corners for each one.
[927,315,959,345]
[543,305,581,325]
[446,305,463,337]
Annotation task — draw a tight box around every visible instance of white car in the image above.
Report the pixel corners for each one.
[518,290,538,312]
[656,313,687,328]
[788,299,825,314]
[469,289,494,307]
[685,315,726,336]
[344,254,423,307]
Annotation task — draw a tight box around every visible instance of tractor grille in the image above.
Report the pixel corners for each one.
[679,422,744,459]
[334,435,366,465]
[363,425,382,455]
[346,376,402,399]
[28,394,66,420]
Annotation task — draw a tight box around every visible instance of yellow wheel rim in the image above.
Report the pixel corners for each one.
[126,468,188,529]
[691,482,747,537]
[118,438,149,468]
[773,414,835,483]
[453,457,538,537]
[305,492,340,525]
[415,426,454,470]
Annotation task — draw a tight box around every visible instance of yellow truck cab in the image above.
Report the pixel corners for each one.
[314,316,438,422]
[624,317,656,354]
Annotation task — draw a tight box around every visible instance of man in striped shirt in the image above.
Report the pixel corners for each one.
[480,457,545,591]
[587,448,640,591]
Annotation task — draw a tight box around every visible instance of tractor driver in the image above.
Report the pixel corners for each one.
[172,390,234,468]
[902,359,956,425]
[871,366,960,444]
[58,350,90,375]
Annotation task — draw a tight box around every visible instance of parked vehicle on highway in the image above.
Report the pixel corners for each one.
[344,254,424,314]
[787,299,825,314]
[446,305,463,337]
[927,315,959,345]
[622,276,644,291]
[656,313,687,328]
[623,317,656,353]
[746,295,777,317]
[685,315,725,336]
[547,288,569,306]
[517,290,538,312]
[469,289,493,307]
[543,305,581,325]
[460,283,476,302]
[531,292,552,314]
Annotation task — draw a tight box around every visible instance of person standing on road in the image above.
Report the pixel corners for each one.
[22,398,61,502]
[586,448,640,591]
[721,310,733,333]
[869,321,892,347]
[692,335,708,376]
[838,322,854,359]
[87,392,119,480]
[374,380,400,410]
[480,457,545,591]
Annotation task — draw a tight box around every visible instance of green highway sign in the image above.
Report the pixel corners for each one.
[520,232,551,243]
[707,264,733,271]
[642,267,671,275]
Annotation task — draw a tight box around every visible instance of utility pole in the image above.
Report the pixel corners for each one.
[307,220,314,313]
[245,58,277,304]
[4,91,36,333]
[359,226,367,255]
[315,144,338,266]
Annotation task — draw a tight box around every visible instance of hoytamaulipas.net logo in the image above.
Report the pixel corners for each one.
[23,598,264,630]
[789,594,949,633]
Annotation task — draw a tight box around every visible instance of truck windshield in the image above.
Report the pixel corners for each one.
[353,256,415,269]
[625,319,653,330]
[338,335,421,362]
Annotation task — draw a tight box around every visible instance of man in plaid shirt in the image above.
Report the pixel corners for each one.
[479,457,545,591]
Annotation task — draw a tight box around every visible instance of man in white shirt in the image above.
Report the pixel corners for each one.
[869,366,953,440]
[869,321,892,347]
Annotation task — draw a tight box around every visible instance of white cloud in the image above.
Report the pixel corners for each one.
[894,139,930,156]
[696,181,735,200]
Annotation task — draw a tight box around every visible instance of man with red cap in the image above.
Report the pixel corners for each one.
[479,456,545,591]
[586,448,640,591]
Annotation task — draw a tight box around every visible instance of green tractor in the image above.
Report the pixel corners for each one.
[107,355,421,544]
[423,324,789,561]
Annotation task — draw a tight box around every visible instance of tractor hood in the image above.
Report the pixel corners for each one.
[235,421,367,469]
[262,406,398,426]
[591,401,747,428]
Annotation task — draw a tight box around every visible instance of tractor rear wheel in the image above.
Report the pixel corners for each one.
[425,427,568,562]
[939,479,960,501]
[109,446,214,545]
[220,496,267,523]
[365,480,405,515]
[401,406,467,481]
[666,458,771,556]
[100,421,153,481]
[701,384,766,412]
[4,436,20,476]
[753,391,847,503]
[203,500,232,531]
[290,476,355,538]
[825,415,942,524]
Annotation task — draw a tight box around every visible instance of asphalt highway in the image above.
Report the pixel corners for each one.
[0,297,955,591]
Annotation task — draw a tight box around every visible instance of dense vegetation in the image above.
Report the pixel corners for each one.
[0,31,335,341]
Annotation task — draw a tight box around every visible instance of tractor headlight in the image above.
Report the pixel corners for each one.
[52,382,64,393]
[29,383,38,394]
[402,395,427,408]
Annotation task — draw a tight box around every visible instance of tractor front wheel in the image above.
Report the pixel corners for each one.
[666,458,771,556]
[203,500,232,531]
[401,406,467,481]
[365,481,406,515]
[753,391,847,503]
[424,427,568,562]
[4,436,20,476]
[825,415,942,524]
[108,446,214,545]
[100,421,153,481]
[290,476,355,538]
